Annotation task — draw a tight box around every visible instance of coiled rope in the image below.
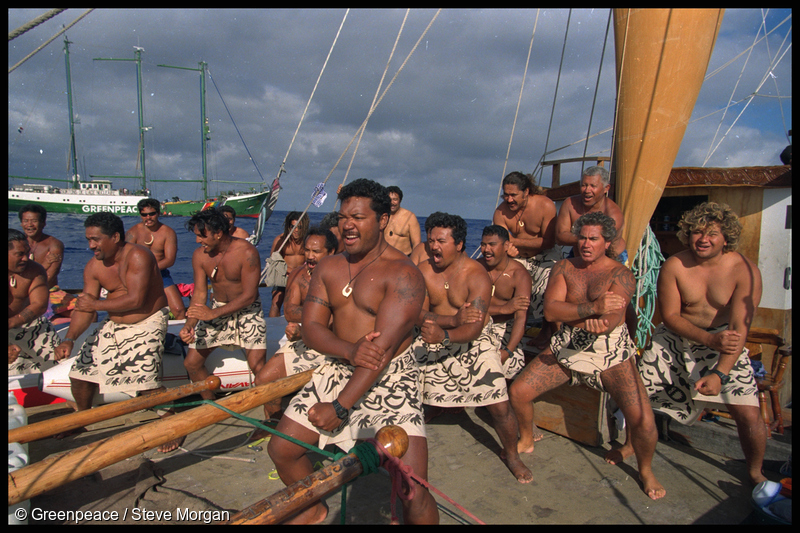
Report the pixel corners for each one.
[629,225,664,349]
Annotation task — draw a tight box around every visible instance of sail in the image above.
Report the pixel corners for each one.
[613,9,724,265]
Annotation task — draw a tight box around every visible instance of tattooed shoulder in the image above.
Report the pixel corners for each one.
[305,294,331,309]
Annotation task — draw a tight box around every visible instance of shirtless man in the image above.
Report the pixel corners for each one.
[8,229,60,375]
[126,199,186,320]
[384,185,421,256]
[18,204,64,289]
[509,212,664,500]
[269,211,309,317]
[320,211,345,253]
[492,172,560,349]
[638,202,766,485]
[268,179,438,524]
[52,213,179,452]
[180,208,266,401]
[416,213,533,484]
[253,226,337,423]
[555,166,627,262]
[218,205,251,240]
[477,225,530,380]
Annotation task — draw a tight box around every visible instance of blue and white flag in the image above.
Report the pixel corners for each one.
[311,182,328,207]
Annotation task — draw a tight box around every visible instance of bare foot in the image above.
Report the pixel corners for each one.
[157,435,186,453]
[640,471,666,500]
[500,452,534,484]
[283,502,328,524]
[604,443,634,465]
[53,426,87,439]
[517,424,545,454]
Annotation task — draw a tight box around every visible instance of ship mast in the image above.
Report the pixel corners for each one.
[63,36,80,188]
[156,61,210,202]
[93,46,149,192]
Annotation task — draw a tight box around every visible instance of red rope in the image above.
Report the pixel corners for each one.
[367,438,486,525]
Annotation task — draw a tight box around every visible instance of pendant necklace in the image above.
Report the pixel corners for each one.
[488,257,510,297]
[342,243,387,298]
[441,255,464,291]
[210,241,230,281]
[144,234,154,246]
[9,275,17,288]
[515,198,528,229]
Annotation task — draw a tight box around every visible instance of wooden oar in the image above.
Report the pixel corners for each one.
[8,376,222,445]
[226,425,410,525]
[8,369,313,507]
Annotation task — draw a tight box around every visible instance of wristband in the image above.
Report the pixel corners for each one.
[332,399,349,421]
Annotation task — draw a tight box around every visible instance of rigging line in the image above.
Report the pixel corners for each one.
[276,8,350,183]
[273,9,442,257]
[608,8,631,192]
[541,8,572,180]
[761,14,793,141]
[318,8,442,191]
[581,9,612,178]
[9,8,68,41]
[703,41,792,166]
[494,9,540,210]
[207,68,265,183]
[703,10,763,166]
[704,13,792,80]
[339,9,410,206]
[8,9,94,74]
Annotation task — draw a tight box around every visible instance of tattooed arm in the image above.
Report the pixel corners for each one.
[544,260,631,333]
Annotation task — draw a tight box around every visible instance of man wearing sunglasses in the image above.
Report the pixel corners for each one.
[126,199,186,320]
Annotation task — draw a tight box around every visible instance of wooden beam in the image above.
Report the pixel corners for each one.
[8,370,313,506]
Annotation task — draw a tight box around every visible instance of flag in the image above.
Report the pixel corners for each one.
[311,183,327,207]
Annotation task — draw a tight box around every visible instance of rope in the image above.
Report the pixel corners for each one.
[8,8,67,41]
[8,9,94,74]
[629,225,664,349]
[580,10,612,177]
[493,9,540,210]
[274,8,442,247]
[160,397,482,525]
[337,10,411,207]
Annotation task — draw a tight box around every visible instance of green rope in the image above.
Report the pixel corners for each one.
[630,225,665,349]
[156,398,385,524]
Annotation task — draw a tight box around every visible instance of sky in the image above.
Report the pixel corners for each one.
[8,8,792,220]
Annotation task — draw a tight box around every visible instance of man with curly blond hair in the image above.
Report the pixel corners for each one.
[636,202,767,485]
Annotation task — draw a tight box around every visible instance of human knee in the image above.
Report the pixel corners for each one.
[509,378,535,404]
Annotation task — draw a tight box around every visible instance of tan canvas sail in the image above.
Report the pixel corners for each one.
[613,9,724,265]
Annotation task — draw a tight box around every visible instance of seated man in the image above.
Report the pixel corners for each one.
[415,213,533,484]
[492,172,561,350]
[509,212,664,500]
[8,229,60,375]
[477,224,530,379]
[268,179,438,524]
[637,202,766,485]
[253,226,337,424]
[180,209,267,401]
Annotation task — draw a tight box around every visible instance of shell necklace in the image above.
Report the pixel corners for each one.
[342,243,387,298]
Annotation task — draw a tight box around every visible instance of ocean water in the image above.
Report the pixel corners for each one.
[8,210,493,297]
